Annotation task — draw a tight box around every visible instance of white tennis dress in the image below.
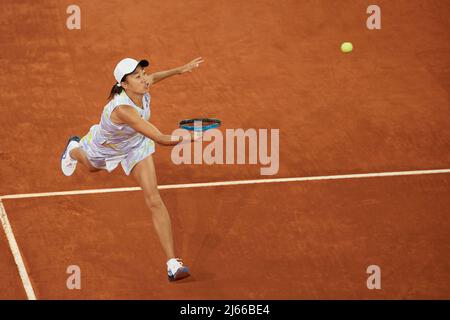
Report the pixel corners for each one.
[79,91,155,175]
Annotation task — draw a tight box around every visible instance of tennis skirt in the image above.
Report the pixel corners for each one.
[79,129,156,176]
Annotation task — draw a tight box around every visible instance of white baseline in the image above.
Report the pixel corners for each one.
[1,168,450,200]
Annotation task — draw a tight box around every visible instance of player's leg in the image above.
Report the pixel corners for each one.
[70,147,101,172]
[61,136,101,176]
[131,154,175,258]
[130,154,190,281]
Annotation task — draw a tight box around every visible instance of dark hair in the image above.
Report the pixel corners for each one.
[107,75,128,100]
[108,83,123,100]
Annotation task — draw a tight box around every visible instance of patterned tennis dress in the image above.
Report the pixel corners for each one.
[79,91,155,175]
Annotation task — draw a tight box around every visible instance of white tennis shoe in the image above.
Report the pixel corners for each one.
[61,136,80,176]
[167,258,190,282]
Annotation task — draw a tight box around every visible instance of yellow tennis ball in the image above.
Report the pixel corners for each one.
[341,42,353,53]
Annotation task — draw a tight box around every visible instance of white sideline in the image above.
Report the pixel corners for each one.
[0,200,36,300]
[1,168,450,200]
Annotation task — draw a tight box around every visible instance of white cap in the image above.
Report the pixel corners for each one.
[113,58,149,86]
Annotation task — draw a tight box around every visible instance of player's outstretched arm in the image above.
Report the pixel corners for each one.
[145,57,204,85]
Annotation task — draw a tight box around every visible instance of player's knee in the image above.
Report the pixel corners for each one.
[144,191,163,209]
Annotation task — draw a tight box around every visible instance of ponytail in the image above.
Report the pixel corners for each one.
[108,83,124,100]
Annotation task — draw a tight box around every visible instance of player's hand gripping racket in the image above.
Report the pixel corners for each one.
[179,118,222,141]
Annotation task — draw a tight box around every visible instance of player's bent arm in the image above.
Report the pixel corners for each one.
[114,105,184,146]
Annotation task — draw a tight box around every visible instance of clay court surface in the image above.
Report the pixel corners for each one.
[1,0,449,299]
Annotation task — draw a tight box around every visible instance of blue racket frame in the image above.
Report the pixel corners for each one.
[179,118,221,131]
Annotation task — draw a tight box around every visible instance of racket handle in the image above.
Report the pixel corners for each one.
[193,131,202,140]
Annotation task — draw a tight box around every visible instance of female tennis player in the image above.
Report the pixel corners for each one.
[60,56,203,281]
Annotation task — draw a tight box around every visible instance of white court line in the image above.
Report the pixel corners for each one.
[0,167,449,300]
[0,200,36,300]
[1,168,450,200]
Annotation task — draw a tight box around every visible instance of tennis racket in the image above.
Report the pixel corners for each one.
[179,118,221,132]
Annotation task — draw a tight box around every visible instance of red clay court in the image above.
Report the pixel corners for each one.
[0,0,449,299]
